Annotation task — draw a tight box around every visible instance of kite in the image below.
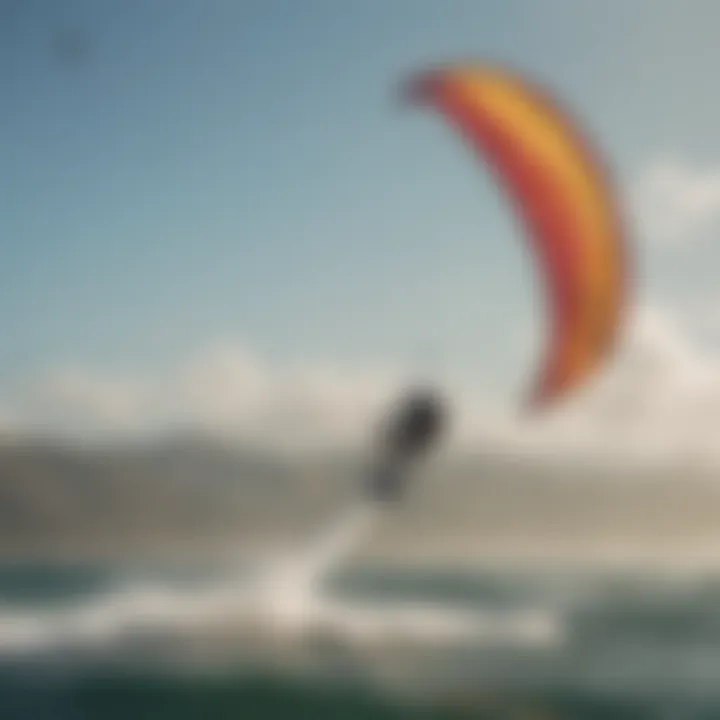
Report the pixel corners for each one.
[405,63,629,409]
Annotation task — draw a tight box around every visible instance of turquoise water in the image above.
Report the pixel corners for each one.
[2,563,720,718]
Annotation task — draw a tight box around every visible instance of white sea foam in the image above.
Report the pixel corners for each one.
[0,504,563,660]
[0,583,563,657]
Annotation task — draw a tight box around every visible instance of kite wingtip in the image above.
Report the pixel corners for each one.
[399,70,443,106]
[524,378,562,416]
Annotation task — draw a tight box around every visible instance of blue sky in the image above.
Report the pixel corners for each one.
[5,0,720,410]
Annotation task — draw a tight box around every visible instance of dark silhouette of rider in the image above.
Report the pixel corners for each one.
[368,387,447,502]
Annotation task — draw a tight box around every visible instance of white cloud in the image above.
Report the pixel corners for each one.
[12,344,403,453]
[37,370,148,429]
[0,406,20,440]
[631,158,720,246]
[168,344,402,452]
[4,304,720,468]
[479,304,720,468]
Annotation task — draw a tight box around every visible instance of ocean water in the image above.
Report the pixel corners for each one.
[2,561,720,718]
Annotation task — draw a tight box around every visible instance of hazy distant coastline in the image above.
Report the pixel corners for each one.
[1,435,720,566]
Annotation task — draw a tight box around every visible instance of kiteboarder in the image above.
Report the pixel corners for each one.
[367,386,448,503]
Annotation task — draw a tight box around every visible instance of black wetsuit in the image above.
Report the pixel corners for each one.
[369,389,446,502]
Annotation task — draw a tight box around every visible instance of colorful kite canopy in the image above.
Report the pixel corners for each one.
[405,63,629,409]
